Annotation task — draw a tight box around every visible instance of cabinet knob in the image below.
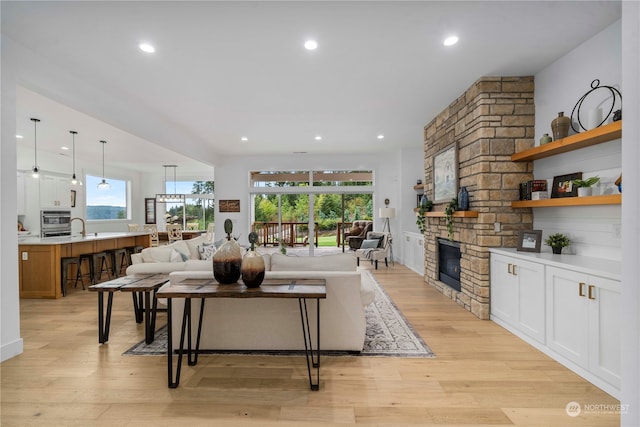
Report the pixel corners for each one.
[588,285,596,300]
[579,282,586,297]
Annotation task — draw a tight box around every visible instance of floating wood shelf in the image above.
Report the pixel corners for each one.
[413,209,479,218]
[413,184,424,190]
[511,121,622,162]
[511,194,621,208]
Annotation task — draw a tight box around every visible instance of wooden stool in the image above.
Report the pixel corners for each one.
[61,256,80,296]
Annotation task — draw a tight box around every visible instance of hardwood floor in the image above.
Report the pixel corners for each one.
[1,264,619,426]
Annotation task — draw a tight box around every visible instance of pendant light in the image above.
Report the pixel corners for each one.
[69,130,83,186]
[156,164,184,202]
[30,118,40,178]
[97,140,110,189]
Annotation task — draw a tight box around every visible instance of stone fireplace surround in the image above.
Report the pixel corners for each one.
[422,77,535,319]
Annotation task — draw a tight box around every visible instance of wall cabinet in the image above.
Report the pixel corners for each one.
[490,254,545,343]
[40,175,71,208]
[490,248,621,398]
[546,266,621,388]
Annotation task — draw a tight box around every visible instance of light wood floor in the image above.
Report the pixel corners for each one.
[1,264,619,426]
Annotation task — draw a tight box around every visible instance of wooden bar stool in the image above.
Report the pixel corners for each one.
[61,256,81,297]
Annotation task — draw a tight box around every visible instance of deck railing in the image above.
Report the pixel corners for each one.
[252,222,319,247]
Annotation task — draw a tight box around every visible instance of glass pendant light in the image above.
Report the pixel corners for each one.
[70,130,83,186]
[30,118,40,178]
[97,140,110,189]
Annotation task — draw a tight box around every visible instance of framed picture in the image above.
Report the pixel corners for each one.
[70,190,76,208]
[551,172,582,198]
[433,143,458,203]
[219,199,240,213]
[517,229,543,252]
[144,198,156,224]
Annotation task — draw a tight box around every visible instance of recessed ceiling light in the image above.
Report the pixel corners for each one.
[139,43,156,53]
[16,134,23,139]
[241,137,248,142]
[443,36,459,47]
[61,146,69,150]
[377,134,384,140]
[304,40,318,50]
[314,135,322,141]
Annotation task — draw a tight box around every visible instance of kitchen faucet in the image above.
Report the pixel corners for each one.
[70,217,86,237]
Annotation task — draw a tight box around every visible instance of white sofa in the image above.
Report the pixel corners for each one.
[126,235,212,275]
[166,252,376,352]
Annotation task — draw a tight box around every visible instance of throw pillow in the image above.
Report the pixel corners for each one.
[360,239,380,249]
[198,242,216,261]
[170,248,188,263]
[368,232,385,248]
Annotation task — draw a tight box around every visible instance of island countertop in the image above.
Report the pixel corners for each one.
[18,232,151,299]
[18,231,150,245]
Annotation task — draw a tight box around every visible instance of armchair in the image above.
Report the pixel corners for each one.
[355,231,391,269]
[343,220,373,250]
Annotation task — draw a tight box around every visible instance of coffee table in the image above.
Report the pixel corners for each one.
[156,278,326,390]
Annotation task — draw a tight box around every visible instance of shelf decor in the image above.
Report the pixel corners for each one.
[570,79,622,133]
[517,229,542,253]
[551,172,582,198]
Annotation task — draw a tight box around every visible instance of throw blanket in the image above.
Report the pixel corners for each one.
[360,248,380,260]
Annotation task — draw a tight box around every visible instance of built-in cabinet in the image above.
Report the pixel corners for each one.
[402,231,424,275]
[39,175,71,208]
[490,254,545,344]
[546,266,621,388]
[490,248,621,398]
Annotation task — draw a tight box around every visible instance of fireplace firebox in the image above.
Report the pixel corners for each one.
[438,238,461,292]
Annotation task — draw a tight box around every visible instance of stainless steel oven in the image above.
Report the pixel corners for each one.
[41,210,72,238]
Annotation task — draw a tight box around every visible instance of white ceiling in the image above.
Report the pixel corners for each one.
[3,1,621,175]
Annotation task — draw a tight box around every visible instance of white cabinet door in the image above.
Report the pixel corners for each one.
[490,254,517,323]
[546,266,590,368]
[40,176,71,208]
[588,276,621,388]
[491,254,545,343]
[514,259,545,343]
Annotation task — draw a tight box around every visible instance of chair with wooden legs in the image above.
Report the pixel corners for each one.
[205,223,215,243]
[127,224,140,232]
[186,222,199,231]
[166,224,183,244]
[143,225,159,247]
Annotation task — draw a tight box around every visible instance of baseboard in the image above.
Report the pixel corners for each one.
[1,338,24,362]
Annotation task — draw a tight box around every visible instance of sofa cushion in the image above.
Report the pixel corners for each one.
[170,248,188,262]
[360,239,379,249]
[270,253,356,272]
[184,235,210,259]
[198,242,216,260]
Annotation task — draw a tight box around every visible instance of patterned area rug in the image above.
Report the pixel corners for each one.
[124,274,434,358]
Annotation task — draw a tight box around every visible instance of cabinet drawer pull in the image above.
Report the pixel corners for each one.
[579,282,586,297]
[507,264,512,275]
[512,265,517,276]
[588,285,596,300]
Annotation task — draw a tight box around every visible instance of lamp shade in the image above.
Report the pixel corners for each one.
[379,207,396,219]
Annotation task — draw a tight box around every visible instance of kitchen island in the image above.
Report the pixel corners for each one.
[18,232,151,299]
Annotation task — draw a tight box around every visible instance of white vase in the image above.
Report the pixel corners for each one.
[577,187,592,197]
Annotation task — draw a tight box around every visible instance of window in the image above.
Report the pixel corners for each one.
[85,174,128,220]
[160,180,215,229]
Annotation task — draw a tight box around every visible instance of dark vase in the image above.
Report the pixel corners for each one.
[552,246,562,255]
[213,219,242,284]
[241,249,265,288]
[457,186,469,211]
[551,112,571,141]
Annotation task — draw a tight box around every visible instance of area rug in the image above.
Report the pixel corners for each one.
[124,274,434,358]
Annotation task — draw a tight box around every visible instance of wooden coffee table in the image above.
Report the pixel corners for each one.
[156,278,326,390]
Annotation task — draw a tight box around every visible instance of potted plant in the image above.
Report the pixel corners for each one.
[444,198,458,241]
[416,196,433,234]
[572,176,600,197]
[545,233,570,254]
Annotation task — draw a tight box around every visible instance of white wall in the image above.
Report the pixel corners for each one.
[534,20,621,260]
[398,146,425,265]
[621,2,640,425]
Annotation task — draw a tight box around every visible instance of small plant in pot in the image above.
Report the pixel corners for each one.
[545,233,570,254]
[572,176,600,197]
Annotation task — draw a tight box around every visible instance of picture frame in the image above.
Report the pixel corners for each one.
[70,190,76,208]
[219,199,240,213]
[551,172,582,198]
[144,198,156,224]
[433,143,458,204]
[517,229,543,252]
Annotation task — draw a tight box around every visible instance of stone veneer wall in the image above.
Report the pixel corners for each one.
[422,76,535,319]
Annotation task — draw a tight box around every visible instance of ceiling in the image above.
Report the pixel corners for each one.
[3,1,621,175]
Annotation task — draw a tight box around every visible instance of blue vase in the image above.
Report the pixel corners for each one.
[457,187,469,211]
[420,194,428,207]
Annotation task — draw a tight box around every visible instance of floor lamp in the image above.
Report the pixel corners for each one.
[379,207,395,233]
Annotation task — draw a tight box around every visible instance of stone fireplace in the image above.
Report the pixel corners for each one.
[438,238,461,292]
[422,77,535,319]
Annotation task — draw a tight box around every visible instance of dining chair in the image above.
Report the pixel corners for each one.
[186,222,199,231]
[127,224,140,232]
[166,224,183,243]
[143,224,159,247]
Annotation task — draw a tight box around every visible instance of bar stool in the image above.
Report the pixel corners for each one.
[60,256,81,297]
[125,245,144,267]
[106,248,128,277]
[76,253,95,288]
[93,252,112,283]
